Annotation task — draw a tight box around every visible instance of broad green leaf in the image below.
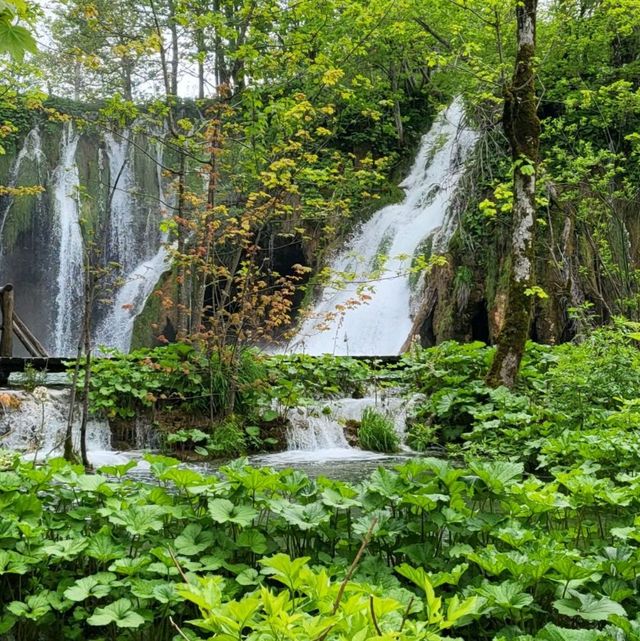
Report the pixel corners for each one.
[537,623,603,640]
[554,593,626,621]
[64,573,116,602]
[208,498,257,526]
[0,22,37,61]
[7,592,52,621]
[174,523,214,556]
[87,598,145,628]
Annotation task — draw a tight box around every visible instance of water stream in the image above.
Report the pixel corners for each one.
[0,386,417,479]
[104,131,137,274]
[290,99,477,355]
[0,388,112,462]
[52,122,85,356]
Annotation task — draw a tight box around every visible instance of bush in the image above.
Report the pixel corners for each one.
[358,408,399,453]
[265,353,373,406]
[208,415,246,458]
[406,422,438,452]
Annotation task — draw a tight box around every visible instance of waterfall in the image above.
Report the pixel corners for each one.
[252,394,409,465]
[290,99,477,355]
[0,128,46,239]
[0,388,127,467]
[93,138,170,352]
[52,122,85,356]
[94,246,170,351]
[104,131,136,273]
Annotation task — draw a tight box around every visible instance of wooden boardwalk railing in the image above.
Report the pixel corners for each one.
[0,284,48,359]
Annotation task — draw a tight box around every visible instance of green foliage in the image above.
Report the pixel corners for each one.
[358,407,399,453]
[1,449,640,640]
[406,421,438,452]
[165,421,263,458]
[70,343,267,420]
[20,361,46,392]
[401,326,640,475]
[264,353,375,413]
[0,0,37,61]
[208,416,247,458]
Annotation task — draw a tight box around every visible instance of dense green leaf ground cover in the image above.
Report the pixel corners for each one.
[6,324,640,639]
[2,439,640,640]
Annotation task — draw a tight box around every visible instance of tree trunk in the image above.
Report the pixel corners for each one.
[0,285,14,357]
[195,23,206,100]
[191,112,222,333]
[390,64,404,146]
[175,152,190,337]
[121,57,133,101]
[167,0,180,96]
[486,0,540,388]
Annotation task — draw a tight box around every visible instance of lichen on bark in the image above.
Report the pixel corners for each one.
[487,0,540,388]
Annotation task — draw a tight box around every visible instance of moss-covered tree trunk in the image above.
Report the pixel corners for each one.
[487,0,540,388]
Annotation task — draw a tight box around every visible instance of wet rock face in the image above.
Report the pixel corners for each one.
[0,123,166,356]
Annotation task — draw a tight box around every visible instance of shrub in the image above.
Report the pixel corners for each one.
[406,422,438,452]
[208,415,246,458]
[358,408,399,452]
[72,343,267,421]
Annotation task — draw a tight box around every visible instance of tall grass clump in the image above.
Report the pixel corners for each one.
[358,408,399,452]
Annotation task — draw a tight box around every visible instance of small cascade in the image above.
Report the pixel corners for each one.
[52,122,85,356]
[287,412,351,450]
[0,388,113,464]
[290,99,477,355]
[267,393,408,464]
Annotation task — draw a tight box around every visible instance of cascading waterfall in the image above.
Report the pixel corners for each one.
[94,139,170,352]
[0,122,169,356]
[290,99,477,355]
[0,387,136,469]
[104,131,136,273]
[0,128,46,239]
[254,394,410,464]
[52,122,85,357]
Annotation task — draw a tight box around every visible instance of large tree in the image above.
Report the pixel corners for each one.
[487,0,540,387]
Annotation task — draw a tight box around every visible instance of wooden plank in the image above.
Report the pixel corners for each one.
[0,357,68,373]
[0,285,14,357]
[12,311,48,357]
[13,321,42,357]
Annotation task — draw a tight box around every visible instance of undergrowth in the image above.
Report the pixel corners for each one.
[358,407,399,452]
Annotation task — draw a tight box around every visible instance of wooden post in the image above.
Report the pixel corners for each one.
[0,284,14,358]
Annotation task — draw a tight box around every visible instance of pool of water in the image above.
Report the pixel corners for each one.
[88,447,426,483]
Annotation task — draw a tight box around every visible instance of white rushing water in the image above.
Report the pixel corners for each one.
[94,139,170,352]
[290,99,477,355]
[94,245,170,352]
[52,122,85,356]
[254,393,409,465]
[0,389,113,464]
[104,131,136,273]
